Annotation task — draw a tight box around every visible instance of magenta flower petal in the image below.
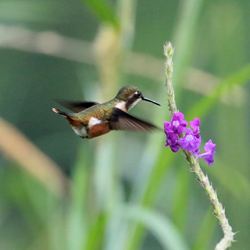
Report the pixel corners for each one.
[163,121,172,134]
[165,131,180,153]
[171,112,188,134]
[170,144,180,153]
[190,118,200,130]
[199,139,216,166]
[179,128,201,156]
[204,139,216,154]
[190,118,200,139]
[163,113,215,164]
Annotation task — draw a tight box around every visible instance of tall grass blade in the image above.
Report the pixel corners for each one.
[187,64,250,120]
[82,0,119,29]
[123,205,189,250]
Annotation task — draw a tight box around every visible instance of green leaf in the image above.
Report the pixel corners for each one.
[171,167,190,231]
[67,145,88,250]
[192,207,217,250]
[84,213,107,250]
[122,205,190,250]
[187,64,250,121]
[81,0,120,29]
[126,147,175,250]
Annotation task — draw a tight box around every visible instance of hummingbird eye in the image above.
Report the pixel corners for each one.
[135,91,142,98]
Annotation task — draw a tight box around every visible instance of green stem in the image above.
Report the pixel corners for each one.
[164,42,235,250]
[164,42,178,115]
[187,152,235,250]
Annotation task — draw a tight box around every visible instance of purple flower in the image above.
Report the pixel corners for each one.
[165,131,180,152]
[199,139,216,166]
[190,118,200,130]
[164,113,216,165]
[171,112,188,135]
[190,118,200,139]
[179,128,201,157]
[163,121,172,134]
[164,122,180,152]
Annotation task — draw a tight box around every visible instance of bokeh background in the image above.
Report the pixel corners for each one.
[0,0,250,249]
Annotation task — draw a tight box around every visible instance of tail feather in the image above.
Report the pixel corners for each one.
[52,108,70,118]
[52,108,82,127]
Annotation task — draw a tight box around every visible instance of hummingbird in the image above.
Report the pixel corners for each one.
[52,86,160,139]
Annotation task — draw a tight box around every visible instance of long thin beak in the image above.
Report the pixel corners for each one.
[142,96,161,106]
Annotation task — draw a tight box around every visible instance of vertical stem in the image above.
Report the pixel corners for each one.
[163,42,235,250]
[163,42,178,115]
[190,157,235,250]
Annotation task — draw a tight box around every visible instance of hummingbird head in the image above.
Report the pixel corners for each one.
[115,86,160,111]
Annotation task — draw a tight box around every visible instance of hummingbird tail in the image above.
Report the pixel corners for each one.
[52,108,70,118]
[52,108,82,127]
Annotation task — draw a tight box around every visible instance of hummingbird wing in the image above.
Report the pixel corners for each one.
[56,100,99,113]
[109,108,159,131]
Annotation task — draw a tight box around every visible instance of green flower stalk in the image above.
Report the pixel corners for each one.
[163,42,235,250]
[164,43,178,114]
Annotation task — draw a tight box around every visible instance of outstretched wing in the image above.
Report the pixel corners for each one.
[56,100,99,113]
[109,108,159,131]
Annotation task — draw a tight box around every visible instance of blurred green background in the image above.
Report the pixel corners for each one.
[0,0,250,249]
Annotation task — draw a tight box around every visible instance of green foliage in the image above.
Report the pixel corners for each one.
[187,64,250,121]
[81,0,120,29]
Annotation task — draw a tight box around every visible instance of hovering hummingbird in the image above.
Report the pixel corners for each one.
[52,86,160,139]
